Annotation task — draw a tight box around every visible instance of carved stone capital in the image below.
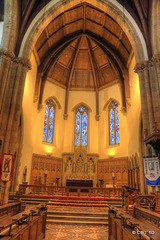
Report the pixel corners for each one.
[134,61,153,73]
[143,61,152,70]
[0,49,15,60]
[144,128,148,138]
[38,104,43,111]
[95,114,100,121]
[14,57,32,70]
[121,106,127,115]
[63,114,68,120]
[152,54,160,64]
[134,62,145,73]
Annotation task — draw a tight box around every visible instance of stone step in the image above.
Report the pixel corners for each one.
[50,200,106,204]
[46,219,108,225]
[47,214,108,222]
[47,211,108,217]
[21,198,50,202]
[49,202,108,207]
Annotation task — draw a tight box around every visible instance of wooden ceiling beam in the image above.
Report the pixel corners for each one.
[39,34,80,72]
[62,12,66,36]
[37,41,74,107]
[45,27,52,48]
[89,35,127,109]
[83,3,87,33]
[86,36,99,120]
[64,37,82,119]
[101,13,106,38]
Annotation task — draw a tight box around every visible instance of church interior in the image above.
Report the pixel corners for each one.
[0,0,160,239]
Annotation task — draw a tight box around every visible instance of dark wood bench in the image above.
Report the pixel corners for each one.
[110,207,160,240]
[0,217,15,237]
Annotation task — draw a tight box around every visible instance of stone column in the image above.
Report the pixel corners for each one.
[0,57,31,205]
[143,62,155,134]
[135,63,149,156]
[0,49,15,114]
[148,60,160,128]
[0,182,11,205]
[153,55,160,122]
[3,58,31,153]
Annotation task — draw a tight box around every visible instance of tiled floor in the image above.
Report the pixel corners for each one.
[46,223,108,240]
[46,206,108,240]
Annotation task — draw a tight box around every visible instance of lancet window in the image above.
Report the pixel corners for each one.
[43,99,55,143]
[75,106,88,146]
[109,101,120,145]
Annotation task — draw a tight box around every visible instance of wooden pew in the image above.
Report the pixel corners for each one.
[109,206,160,240]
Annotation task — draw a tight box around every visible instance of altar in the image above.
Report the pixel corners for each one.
[62,146,98,187]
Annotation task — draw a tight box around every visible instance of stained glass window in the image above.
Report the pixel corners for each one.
[43,99,55,143]
[75,106,88,146]
[109,101,120,145]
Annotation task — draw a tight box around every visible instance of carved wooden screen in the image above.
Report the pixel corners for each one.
[98,157,128,188]
[30,154,62,186]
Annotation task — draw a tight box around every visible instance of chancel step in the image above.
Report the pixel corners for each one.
[47,208,108,225]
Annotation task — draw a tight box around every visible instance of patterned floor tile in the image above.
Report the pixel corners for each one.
[46,224,108,240]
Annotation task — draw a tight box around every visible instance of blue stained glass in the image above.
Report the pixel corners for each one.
[75,106,88,146]
[109,102,120,145]
[75,112,81,146]
[115,106,119,143]
[43,105,49,142]
[82,112,88,146]
[47,106,54,143]
[110,108,115,145]
[79,107,85,112]
[43,100,55,143]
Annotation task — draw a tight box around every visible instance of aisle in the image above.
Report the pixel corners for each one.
[46,223,108,240]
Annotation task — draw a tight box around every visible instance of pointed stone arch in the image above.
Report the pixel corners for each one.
[44,96,62,109]
[72,102,92,112]
[19,0,148,63]
[103,98,120,111]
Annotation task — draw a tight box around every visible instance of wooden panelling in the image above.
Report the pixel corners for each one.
[98,157,128,188]
[0,202,21,219]
[30,154,62,186]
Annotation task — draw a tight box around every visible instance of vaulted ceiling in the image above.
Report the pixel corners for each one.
[32,2,133,108]
[12,0,151,115]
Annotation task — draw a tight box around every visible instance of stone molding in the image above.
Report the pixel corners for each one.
[0,49,15,60]
[134,60,155,73]
[134,63,145,73]
[63,113,68,120]
[0,50,32,70]
[14,57,32,70]
[121,106,127,115]
[152,54,160,64]
[95,114,100,121]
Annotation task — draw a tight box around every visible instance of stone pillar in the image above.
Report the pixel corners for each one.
[0,182,11,205]
[153,55,160,122]
[148,60,160,127]
[0,57,31,204]
[3,58,31,153]
[143,62,154,134]
[135,63,149,155]
[0,49,15,114]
